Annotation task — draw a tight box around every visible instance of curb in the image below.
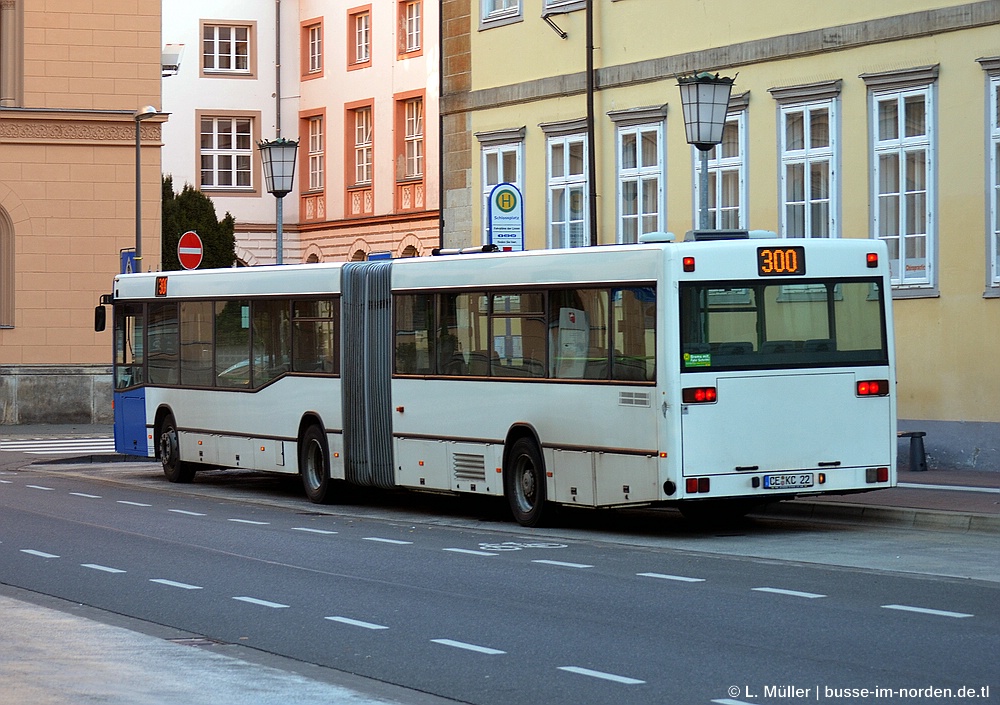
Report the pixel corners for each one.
[755,498,1000,535]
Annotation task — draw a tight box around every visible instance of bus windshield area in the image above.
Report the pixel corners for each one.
[679,278,888,372]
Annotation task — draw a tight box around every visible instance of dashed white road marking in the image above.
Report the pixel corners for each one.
[443,548,498,556]
[325,616,389,630]
[117,501,152,507]
[150,579,203,590]
[431,639,505,655]
[363,537,413,545]
[532,559,593,569]
[557,666,645,685]
[753,587,826,599]
[637,572,706,583]
[82,564,127,574]
[292,527,338,535]
[169,509,206,516]
[882,604,973,619]
[26,485,55,491]
[228,519,269,525]
[70,492,102,499]
[233,596,289,609]
[21,549,59,559]
[0,479,12,484]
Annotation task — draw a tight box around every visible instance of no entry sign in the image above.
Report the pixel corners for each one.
[177,230,203,270]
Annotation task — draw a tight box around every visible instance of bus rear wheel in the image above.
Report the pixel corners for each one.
[159,413,196,483]
[300,425,333,504]
[504,437,549,527]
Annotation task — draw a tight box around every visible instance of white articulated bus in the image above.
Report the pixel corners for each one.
[98,232,896,526]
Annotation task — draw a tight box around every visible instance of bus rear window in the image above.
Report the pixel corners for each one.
[679,279,888,371]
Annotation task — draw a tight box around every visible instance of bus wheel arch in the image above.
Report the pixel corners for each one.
[156,408,196,483]
[298,415,333,504]
[503,425,551,527]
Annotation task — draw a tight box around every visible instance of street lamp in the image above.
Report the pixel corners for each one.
[133,105,159,271]
[257,137,299,265]
[678,72,735,230]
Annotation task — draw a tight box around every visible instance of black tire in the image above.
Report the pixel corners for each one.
[300,425,333,504]
[159,413,196,483]
[504,437,549,527]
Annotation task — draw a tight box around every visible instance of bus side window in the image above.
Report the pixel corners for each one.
[147,302,179,385]
[612,287,656,382]
[394,294,434,375]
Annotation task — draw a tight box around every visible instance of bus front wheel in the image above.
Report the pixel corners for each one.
[300,425,333,504]
[504,437,548,527]
[159,413,196,483]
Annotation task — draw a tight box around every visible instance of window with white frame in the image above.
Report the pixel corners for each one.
[404,98,423,178]
[200,117,252,189]
[695,112,747,230]
[780,100,837,238]
[353,107,373,185]
[352,9,371,66]
[482,0,520,23]
[988,72,1000,286]
[203,24,250,73]
[308,116,324,191]
[307,23,322,74]
[400,1,421,54]
[547,134,588,248]
[616,123,663,243]
[871,86,934,287]
[478,129,524,245]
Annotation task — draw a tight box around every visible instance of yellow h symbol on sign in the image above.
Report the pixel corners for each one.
[496,190,517,212]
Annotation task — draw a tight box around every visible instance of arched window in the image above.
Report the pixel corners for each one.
[0,206,14,327]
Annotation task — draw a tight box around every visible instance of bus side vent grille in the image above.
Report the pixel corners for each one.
[453,452,487,481]
[619,391,651,408]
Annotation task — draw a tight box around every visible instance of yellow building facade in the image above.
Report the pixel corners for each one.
[443,1,1000,469]
[0,1,162,423]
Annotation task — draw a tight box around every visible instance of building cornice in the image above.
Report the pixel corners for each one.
[0,109,164,144]
[443,1,1000,115]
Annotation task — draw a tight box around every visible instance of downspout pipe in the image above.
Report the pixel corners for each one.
[586,0,598,247]
[438,1,445,249]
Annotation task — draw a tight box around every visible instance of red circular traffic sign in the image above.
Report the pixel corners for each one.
[177,230,203,270]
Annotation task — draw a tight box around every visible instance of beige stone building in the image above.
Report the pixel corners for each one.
[0,0,162,423]
[442,1,1000,469]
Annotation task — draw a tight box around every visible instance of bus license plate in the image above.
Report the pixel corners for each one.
[763,473,814,490]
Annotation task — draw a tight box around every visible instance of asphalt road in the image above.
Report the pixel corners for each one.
[1,463,997,705]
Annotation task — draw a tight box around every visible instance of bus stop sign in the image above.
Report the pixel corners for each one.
[177,231,203,270]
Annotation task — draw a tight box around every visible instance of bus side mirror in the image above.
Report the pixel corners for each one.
[94,305,106,332]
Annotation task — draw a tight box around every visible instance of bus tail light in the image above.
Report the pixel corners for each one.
[856,379,889,397]
[866,467,889,483]
[866,252,879,268]
[685,477,710,494]
[683,256,696,272]
[682,387,717,403]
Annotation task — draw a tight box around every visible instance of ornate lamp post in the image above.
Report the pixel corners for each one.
[257,137,299,264]
[678,72,735,230]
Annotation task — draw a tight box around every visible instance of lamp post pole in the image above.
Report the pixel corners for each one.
[133,106,158,271]
[678,72,735,231]
[257,137,299,265]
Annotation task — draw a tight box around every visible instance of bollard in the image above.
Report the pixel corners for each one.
[898,431,927,472]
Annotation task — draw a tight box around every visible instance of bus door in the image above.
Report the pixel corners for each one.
[113,304,148,455]
[678,278,893,484]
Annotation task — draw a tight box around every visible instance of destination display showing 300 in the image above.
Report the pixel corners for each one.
[757,246,805,276]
